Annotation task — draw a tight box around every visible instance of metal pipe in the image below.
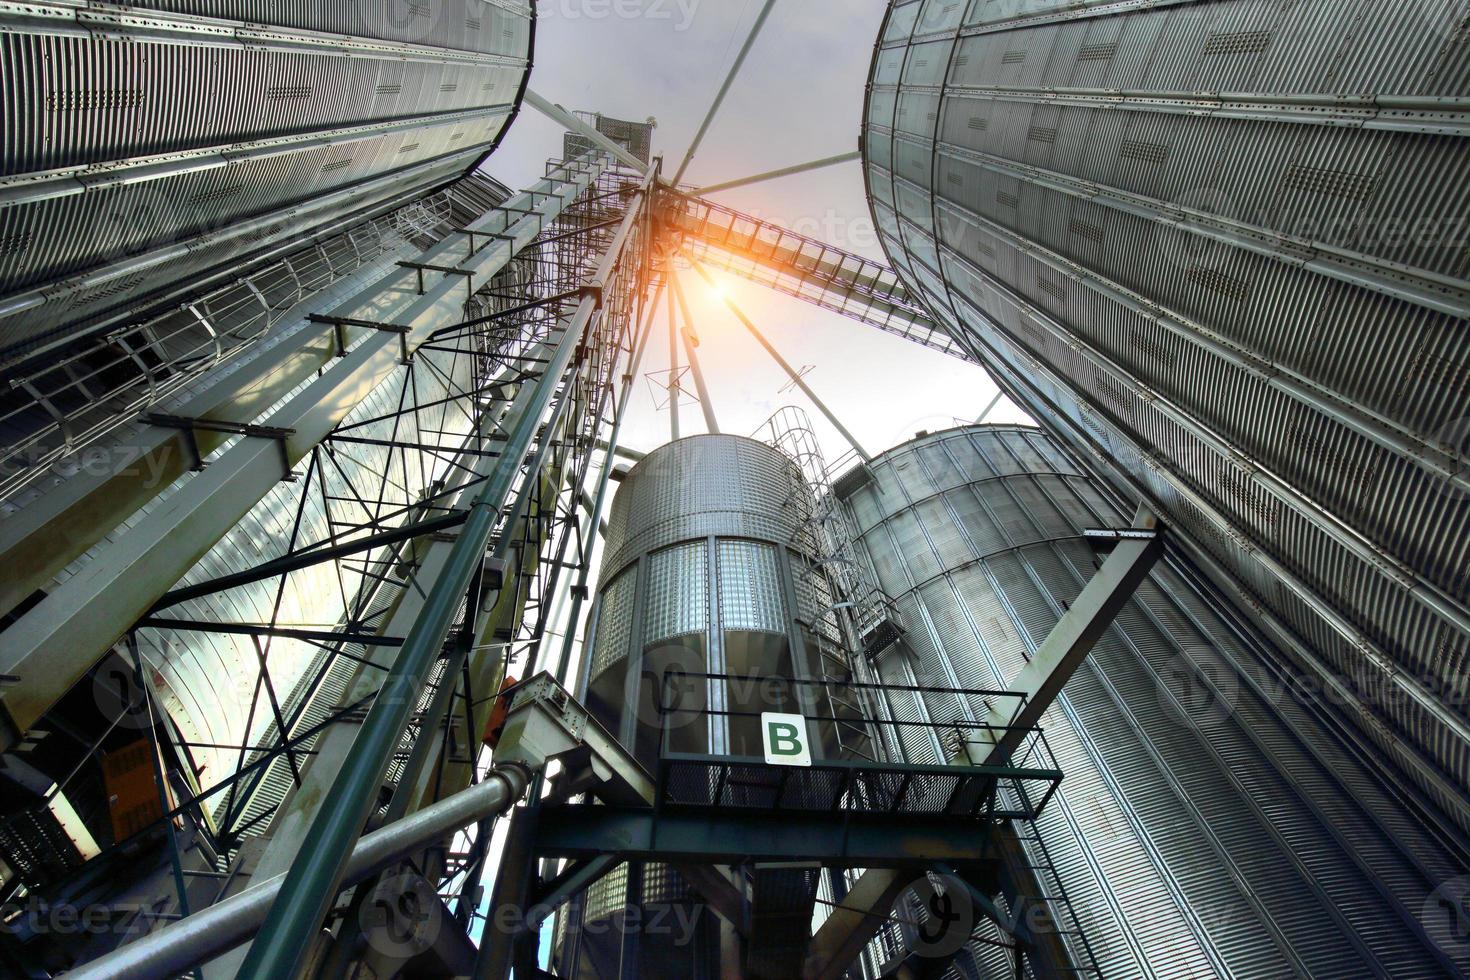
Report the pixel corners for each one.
[671,270,721,433]
[554,283,665,681]
[64,765,532,980]
[976,390,1005,424]
[672,0,780,185]
[524,90,649,171]
[234,165,656,980]
[667,274,682,442]
[688,257,872,462]
[692,150,860,196]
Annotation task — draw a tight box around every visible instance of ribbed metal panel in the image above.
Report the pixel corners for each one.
[600,434,806,582]
[0,0,532,361]
[843,425,1469,977]
[864,0,1470,852]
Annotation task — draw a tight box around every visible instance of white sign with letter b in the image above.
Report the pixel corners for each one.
[761,712,811,767]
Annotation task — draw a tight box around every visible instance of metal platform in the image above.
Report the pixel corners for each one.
[654,672,1064,823]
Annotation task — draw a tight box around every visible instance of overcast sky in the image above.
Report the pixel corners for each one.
[484,0,1027,466]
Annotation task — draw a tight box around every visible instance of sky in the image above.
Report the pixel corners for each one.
[484,0,1028,467]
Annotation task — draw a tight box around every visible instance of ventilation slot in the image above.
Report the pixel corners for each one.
[188,184,243,206]
[1204,31,1272,55]
[1130,331,1177,369]
[398,143,421,154]
[376,83,403,95]
[1069,219,1104,244]
[1119,140,1169,164]
[1410,347,1470,395]
[968,117,989,131]
[1018,317,1049,348]
[1217,465,1281,528]
[440,83,458,93]
[406,0,429,16]
[321,158,351,173]
[1093,372,1136,418]
[1078,43,1118,61]
[0,231,31,255]
[977,242,996,260]
[1290,423,1371,492]
[46,89,144,112]
[1185,265,1251,302]
[1284,164,1380,202]
[266,85,312,101]
[997,191,1019,208]
[467,16,481,29]
[1079,407,1111,444]
[70,274,146,309]
[1037,274,1067,302]
[1002,50,1028,64]
[954,55,970,67]
[1028,126,1058,144]
[947,172,964,186]
[449,132,465,142]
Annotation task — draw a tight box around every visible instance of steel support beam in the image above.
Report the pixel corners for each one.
[689,257,872,461]
[671,270,721,434]
[62,764,533,980]
[963,505,1162,767]
[0,157,609,752]
[530,806,1000,868]
[672,0,779,184]
[803,866,911,980]
[554,284,666,679]
[524,90,649,171]
[233,165,656,980]
[692,151,861,196]
[802,509,1163,980]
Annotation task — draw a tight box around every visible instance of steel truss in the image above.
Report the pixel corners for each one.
[1,142,1010,978]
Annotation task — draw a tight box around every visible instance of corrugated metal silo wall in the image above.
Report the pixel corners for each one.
[0,0,533,361]
[861,0,1470,851]
[843,425,1469,977]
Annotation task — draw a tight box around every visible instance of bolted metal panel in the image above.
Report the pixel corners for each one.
[719,539,787,635]
[863,0,1470,846]
[843,424,1468,977]
[645,541,710,643]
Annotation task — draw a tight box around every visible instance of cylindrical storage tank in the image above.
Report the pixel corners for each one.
[842,425,1469,977]
[560,434,850,979]
[863,0,1470,842]
[580,433,845,769]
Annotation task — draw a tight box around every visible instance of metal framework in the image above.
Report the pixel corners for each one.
[0,103,1157,979]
